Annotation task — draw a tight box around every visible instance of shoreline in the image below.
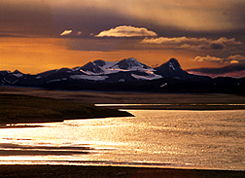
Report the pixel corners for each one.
[1,86,245,126]
[0,165,244,178]
[96,103,245,110]
[1,86,245,109]
[1,161,244,171]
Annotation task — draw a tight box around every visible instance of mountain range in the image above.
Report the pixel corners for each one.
[0,58,244,94]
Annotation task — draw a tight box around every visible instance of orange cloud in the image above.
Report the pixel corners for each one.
[60,30,72,36]
[230,60,239,64]
[194,54,245,64]
[141,37,241,50]
[96,26,157,37]
[194,55,224,62]
[226,54,245,61]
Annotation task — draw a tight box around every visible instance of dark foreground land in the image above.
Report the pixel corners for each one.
[0,93,132,126]
[1,86,245,110]
[0,165,244,178]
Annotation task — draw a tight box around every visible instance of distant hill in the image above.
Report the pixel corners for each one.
[187,63,245,78]
[0,58,244,95]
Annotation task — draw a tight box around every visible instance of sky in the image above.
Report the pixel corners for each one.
[0,0,245,74]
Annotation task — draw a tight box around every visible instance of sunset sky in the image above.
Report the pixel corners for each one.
[1,0,245,74]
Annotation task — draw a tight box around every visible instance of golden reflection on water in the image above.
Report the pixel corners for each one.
[0,110,244,170]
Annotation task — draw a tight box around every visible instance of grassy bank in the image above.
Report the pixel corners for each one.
[0,94,133,126]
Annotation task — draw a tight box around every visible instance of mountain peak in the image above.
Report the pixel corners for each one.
[155,58,182,71]
[13,70,22,74]
[126,57,138,62]
[121,57,139,64]
[167,58,181,70]
[168,58,179,64]
[93,59,106,67]
[80,61,104,73]
[154,58,190,79]
[112,57,151,70]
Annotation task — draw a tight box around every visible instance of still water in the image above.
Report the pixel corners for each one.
[0,110,244,170]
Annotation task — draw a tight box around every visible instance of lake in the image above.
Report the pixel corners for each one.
[0,109,244,170]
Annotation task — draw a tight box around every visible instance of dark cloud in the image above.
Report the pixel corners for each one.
[210,43,225,50]
[0,1,56,36]
[1,0,245,38]
[228,2,245,30]
[64,38,143,52]
[0,33,27,38]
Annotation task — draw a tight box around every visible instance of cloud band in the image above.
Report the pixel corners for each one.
[141,37,241,50]
[194,54,245,64]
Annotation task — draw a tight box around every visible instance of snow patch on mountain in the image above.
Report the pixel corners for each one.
[160,83,168,87]
[131,73,163,80]
[3,78,18,84]
[13,73,23,78]
[119,79,125,82]
[169,62,175,71]
[79,69,100,76]
[47,78,67,83]
[36,76,42,79]
[103,61,118,68]
[70,75,108,81]
[47,79,61,83]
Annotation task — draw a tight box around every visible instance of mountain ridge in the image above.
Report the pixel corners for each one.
[1,58,244,94]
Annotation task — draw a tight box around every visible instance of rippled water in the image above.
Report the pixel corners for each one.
[0,110,244,170]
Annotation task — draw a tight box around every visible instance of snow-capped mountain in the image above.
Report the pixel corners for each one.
[1,58,244,93]
[73,58,152,75]
[67,57,162,81]
[110,58,151,70]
